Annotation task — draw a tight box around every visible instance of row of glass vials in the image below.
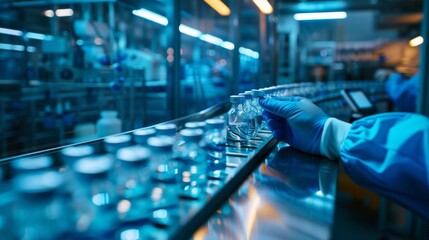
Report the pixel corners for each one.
[0,118,231,239]
[225,80,385,142]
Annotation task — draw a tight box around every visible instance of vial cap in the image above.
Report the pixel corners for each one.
[230,95,245,103]
[101,110,118,118]
[155,123,177,136]
[184,121,206,129]
[239,92,252,100]
[205,118,225,129]
[13,171,63,194]
[251,89,265,97]
[117,146,151,164]
[147,136,174,152]
[179,128,203,142]
[12,156,53,173]
[61,145,94,159]
[104,134,132,153]
[74,155,114,175]
[133,128,156,145]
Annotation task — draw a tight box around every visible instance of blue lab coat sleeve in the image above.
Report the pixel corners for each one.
[385,73,419,112]
[340,112,429,219]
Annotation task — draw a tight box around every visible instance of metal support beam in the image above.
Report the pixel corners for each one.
[418,0,429,116]
[258,12,267,89]
[229,0,241,95]
[166,0,181,119]
[270,2,278,86]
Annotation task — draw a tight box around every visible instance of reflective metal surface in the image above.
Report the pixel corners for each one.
[195,143,338,240]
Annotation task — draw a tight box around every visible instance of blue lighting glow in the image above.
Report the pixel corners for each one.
[222,41,235,50]
[0,43,25,51]
[293,11,347,21]
[199,34,224,46]
[25,32,54,41]
[0,27,53,41]
[132,9,168,26]
[0,27,23,36]
[179,24,201,37]
[239,47,259,59]
[130,8,258,56]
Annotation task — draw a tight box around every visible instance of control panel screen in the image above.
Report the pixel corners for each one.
[349,91,373,109]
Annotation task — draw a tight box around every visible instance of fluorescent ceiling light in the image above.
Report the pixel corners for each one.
[0,27,23,36]
[409,36,424,47]
[44,10,54,17]
[179,24,201,37]
[132,8,168,26]
[239,47,253,55]
[56,8,74,17]
[45,8,74,17]
[0,27,53,41]
[294,11,347,21]
[27,46,37,52]
[0,43,25,52]
[222,41,235,50]
[239,47,259,59]
[199,34,223,46]
[252,0,273,14]
[25,32,54,41]
[203,0,231,16]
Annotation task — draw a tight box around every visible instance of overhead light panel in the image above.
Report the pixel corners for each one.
[222,41,235,50]
[294,11,347,21]
[0,27,23,36]
[179,24,201,37]
[239,47,259,59]
[0,43,25,52]
[44,8,74,17]
[252,0,273,14]
[0,27,53,41]
[25,32,54,41]
[200,34,224,46]
[203,0,231,16]
[409,36,424,47]
[132,8,168,26]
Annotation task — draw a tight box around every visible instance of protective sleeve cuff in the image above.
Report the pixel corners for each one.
[320,118,352,160]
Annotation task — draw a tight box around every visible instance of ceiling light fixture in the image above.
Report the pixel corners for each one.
[132,8,168,26]
[252,0,273,14]
[200,34,224,46]
[409,36,424,47]
[0,43,27,52]
[0,27,23,36]
[294,11,347,21]
[203,0,231,16]
[179,24,202,37]
[44,8,74,18]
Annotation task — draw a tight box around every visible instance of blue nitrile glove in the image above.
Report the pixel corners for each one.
[259,96,329,155]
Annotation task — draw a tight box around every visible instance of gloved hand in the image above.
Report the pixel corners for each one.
[259,96,328,155]
[259,96,351,159]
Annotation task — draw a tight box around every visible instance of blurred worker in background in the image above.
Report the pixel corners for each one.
[375,69,419,112]
[259,96,429,219]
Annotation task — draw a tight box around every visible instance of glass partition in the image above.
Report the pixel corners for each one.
[0,0,268,158]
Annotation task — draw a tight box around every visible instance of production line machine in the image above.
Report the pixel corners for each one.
[0,81,389,240]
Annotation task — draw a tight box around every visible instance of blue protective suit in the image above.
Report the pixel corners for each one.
[341,112,429,220]
[260,97,429,220]
[385,73,419,112]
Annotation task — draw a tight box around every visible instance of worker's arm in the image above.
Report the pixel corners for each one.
[340,112,429,219]
[260,97,429,219]
[385,73,419,112]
